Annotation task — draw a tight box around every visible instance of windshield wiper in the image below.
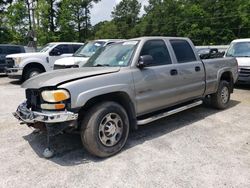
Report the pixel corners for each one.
[94,64,110,67]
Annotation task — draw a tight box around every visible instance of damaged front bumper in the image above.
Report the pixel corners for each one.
[13,101,79,158]
[13,101,78,124]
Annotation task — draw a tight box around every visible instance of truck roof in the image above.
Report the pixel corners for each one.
[231,38,250,43]
[130,36,191,41]
[49,42,84,44]
[89,39,125,43]
[0,44,24,47]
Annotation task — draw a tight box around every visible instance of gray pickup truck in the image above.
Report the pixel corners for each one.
[13,37,238,158]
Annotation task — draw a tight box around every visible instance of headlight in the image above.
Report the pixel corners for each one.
[41,89,70,103]
[14,57,22,64]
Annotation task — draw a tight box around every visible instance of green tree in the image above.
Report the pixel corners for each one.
[57,0,76,42]
[94,21,119,39]
[111,0,141,38]
[6,0,28,44]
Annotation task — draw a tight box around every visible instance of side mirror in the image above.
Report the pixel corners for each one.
[49,48,61,56]
[137,55,154,68]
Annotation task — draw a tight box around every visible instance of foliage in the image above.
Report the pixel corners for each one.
[1,0,250,46]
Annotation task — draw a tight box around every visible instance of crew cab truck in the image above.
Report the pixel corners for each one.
[54,39,124,69]
[225,38,250,84]
[6,42,84,81]
[13,37,238,158]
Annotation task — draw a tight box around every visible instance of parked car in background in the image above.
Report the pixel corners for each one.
[54,39,124,69]
[0,44,25,74]
[225,39,250,84]
[13,37,238,158]
[6,42,84,81]
[196,46,226,59]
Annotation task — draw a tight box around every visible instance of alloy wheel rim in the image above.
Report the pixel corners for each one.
[221,86,229,104]
[99,113,123,147]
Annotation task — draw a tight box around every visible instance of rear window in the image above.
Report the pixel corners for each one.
[6,46,23,54]
[170,40,197,63]
[0,46,23,55]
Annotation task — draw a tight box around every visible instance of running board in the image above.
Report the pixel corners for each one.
[137,100,203,125]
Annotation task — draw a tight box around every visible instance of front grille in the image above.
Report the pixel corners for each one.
[239,68,250,76]
[26,89,41,110]
[5,58,14,68]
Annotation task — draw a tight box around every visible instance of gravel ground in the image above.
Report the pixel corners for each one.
[0,75,249,188]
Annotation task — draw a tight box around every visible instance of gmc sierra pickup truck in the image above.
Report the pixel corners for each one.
[13,37,238,158]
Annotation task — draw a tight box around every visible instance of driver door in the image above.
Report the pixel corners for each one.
[49,44,73,69]
[132,39,180,115]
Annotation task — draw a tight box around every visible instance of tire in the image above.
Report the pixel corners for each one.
[81,101,130,158]
[23,67,43,81]
[211,80,231,109]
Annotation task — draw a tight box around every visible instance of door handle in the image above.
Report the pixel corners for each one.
[195,66,201,72]
[170,69,178,76]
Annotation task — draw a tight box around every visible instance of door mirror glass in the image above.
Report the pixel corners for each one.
[137,55,154,68]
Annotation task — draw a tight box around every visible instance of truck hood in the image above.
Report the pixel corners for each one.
[7,52,46,58]
[55,56,89,66]
[236,57,250,67]
[22,67,120,89]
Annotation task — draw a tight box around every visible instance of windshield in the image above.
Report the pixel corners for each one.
[40,43,56,52]
[226,42,250,57]
[73,41,105,57]
[83,41,138,67]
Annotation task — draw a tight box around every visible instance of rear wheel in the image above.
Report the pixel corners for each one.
[23,67,43,81]
[211,80,231,109]
[81,101,129,158]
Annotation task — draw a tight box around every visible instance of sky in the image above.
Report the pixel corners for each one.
[90,0,149,25]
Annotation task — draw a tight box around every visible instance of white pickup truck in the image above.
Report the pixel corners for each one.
[225,38,250,84]
[6,42,84,81]
[54,39,124,69]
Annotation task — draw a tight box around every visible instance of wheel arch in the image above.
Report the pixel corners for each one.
[78,91,138,131]
[22,62,46,79]
[219,71,234,93]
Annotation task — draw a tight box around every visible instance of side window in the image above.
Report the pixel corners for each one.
[170,39,197,63]
[140,40,172,66]
[55,45,71,54]
[0,46,3,54]
[6,46,22,54]
[72,44,82,53]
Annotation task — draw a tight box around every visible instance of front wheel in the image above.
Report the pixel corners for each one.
[23,67,43,81]
[81,102,130,158]
[211,80,231,109]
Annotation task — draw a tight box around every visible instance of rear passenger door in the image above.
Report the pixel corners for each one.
[133,39,183,115]
[169,39,206,101]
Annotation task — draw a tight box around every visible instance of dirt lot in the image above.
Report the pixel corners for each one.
[0,75,249,188]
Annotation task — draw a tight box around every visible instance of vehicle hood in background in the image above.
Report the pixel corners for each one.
[6,52,46,58]
[55,56,89,66]
[22,67,120,89]
[236,57,250,67]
